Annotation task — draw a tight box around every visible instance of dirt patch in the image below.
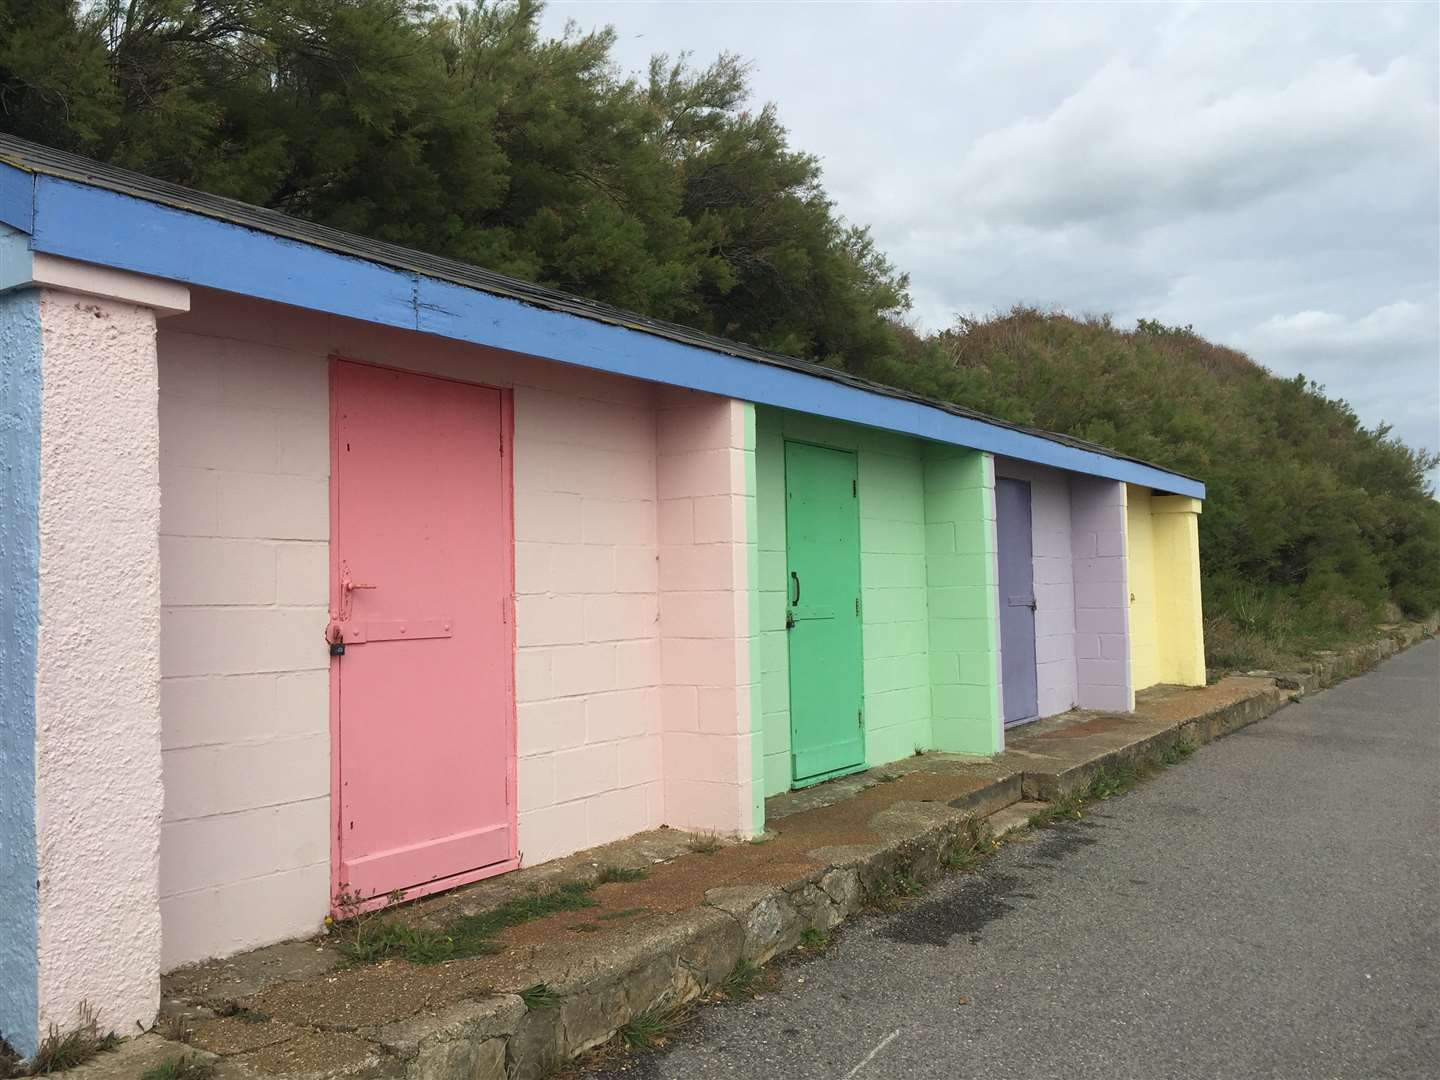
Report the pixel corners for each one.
[1134,677,1273,724]
[190,1017,304,1055]
[228,1032,374,1077]
[1029,714,1134,739]
[246,959,499,1029]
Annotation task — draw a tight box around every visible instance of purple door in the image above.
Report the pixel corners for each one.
[996,478,1039,726]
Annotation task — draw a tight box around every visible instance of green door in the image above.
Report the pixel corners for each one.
[784,441,865,785]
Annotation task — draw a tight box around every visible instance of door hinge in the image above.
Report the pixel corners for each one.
[852,478,857,497]
[858,709,865,729]
[855,596,861,616]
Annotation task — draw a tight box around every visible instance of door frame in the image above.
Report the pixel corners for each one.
[782,437,868,789]
[327,355,518,913]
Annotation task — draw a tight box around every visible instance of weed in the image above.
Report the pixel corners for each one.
[152,1013,195,1044]
[1,1040,21,1080]
[1159,738,1197,766]
[865,866,922,913]
[1086,764,1139,800]
[798,927,830,952]
[26,1004,120,1075]
[616,1003,693,1049]
[335,881,598,965]
[687,831,723,854]
[1027,788,1087,828]
[707,960,772,1003]
[595,865,648,884]
[1028,749,1197,829]
[140,1056,216,1080]
[336,920,463,965]
[519,983,561,1010]
[596,907,648,922]
[945,816,998,872]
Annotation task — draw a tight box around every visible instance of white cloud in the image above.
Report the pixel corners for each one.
[1247,301,1435,359]
[949,56,1436,230]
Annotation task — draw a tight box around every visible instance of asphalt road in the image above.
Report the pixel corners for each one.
[584,640,1440,1080]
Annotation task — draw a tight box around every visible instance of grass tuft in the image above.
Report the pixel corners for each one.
[595,865,648,884]
[944,816,998,872]
[686,831,723,854]
[616,1003,693,1049]
[336,881,598,965]
[1029,746,1199,829]
[706,960,773,1003]
[152,1013,195,1045]
[23,1004,121,1076]
[798,927,830,952]
[518,983,561,1010]
[0,1040,22,1080]
[140,1056,216,1080]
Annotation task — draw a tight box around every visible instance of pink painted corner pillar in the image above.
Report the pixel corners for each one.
[656,389,759,836]
[1070,476,1134,712]
[2,254,188,1045]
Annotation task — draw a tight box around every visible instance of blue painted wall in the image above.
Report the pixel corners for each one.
[0,281,40,1056]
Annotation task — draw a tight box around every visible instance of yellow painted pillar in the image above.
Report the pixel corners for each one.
[1124,486,1159,692]
[1151,496,1205,685]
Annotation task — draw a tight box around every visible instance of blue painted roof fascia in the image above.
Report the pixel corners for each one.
[0,163,35,233]
[28,172,1205,499]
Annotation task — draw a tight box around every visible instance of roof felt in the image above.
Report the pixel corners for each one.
[0,133,1198,492]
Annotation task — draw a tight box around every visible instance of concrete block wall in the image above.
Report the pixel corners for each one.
[156,320,332,968]
[656,389,759,835]
[1070,476,1133,712]
[923,446,1003,754]
[155,290,667,967]
[754,409,932,796]
[993,459,1079,718]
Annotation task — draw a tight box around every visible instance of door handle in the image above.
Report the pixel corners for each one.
[791,571,801,606]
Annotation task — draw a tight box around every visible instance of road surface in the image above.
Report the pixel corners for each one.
[584,640,1440,1080]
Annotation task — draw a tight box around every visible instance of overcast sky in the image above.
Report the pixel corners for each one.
[545,0,1440,482]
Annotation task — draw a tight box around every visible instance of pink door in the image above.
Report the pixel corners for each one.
[329,359,516,903]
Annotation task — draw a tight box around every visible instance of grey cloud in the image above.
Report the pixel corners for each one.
[546,1,1439,466]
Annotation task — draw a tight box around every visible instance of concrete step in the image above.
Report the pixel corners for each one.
[986,800,1047,837]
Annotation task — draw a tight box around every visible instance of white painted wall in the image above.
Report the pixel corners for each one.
[35,290,163,1038]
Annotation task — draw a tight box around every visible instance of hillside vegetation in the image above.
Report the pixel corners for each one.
[880,313,1440,668]
[3,0,1435,668]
